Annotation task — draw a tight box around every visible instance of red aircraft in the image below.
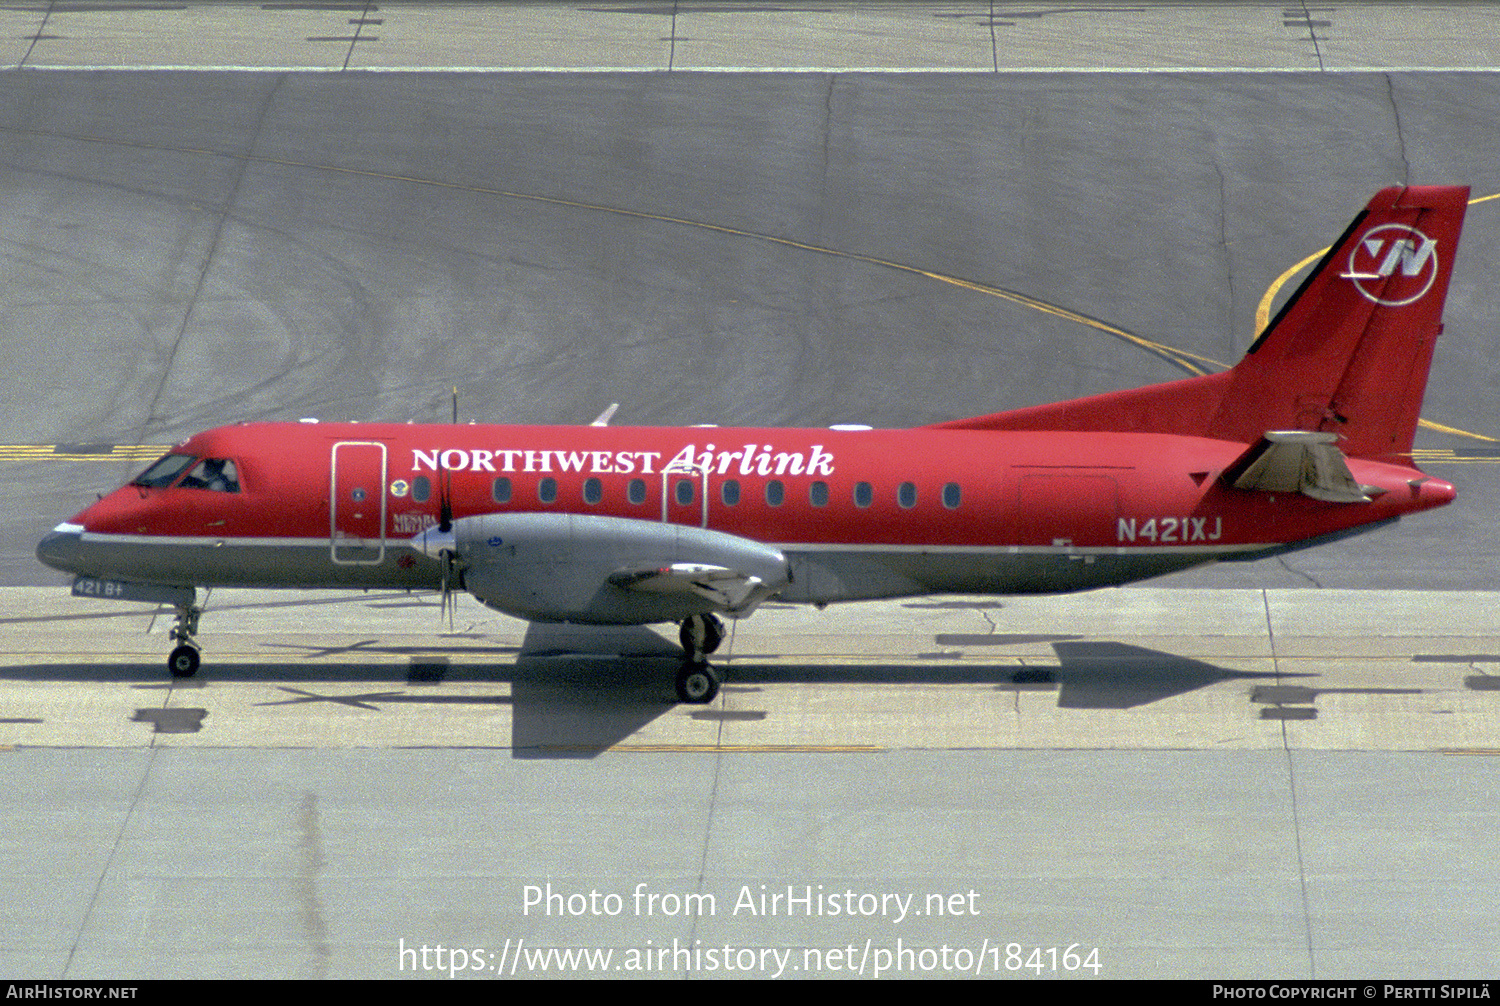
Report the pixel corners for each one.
[38,186,1466,702]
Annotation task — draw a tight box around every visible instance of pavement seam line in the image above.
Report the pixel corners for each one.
[63,746,158,978]
[1264,588,1318,977]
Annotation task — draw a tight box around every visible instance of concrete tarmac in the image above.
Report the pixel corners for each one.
[4,585,1500,979]
[3,0,1499,981]
[2,2,1500,72]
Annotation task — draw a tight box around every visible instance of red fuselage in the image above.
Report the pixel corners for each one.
[39,420,1455,609]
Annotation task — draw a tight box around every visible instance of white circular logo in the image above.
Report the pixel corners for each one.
[1346,223,1439,306]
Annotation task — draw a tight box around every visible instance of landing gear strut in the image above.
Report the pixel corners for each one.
[679,613,725,659]
[675,614,726,704]
[167,601,203,678]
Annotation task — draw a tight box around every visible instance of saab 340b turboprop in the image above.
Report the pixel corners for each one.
[38,186,1466,702]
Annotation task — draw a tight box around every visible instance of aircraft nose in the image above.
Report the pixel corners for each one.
[36,523,85,574]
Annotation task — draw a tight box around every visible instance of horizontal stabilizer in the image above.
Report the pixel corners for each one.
[609,562,775,614]
[1223,431,1376,503]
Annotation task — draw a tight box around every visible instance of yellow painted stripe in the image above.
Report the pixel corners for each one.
[545,744,884,754]
[0,445,168,461]
[1418,419,1500,443]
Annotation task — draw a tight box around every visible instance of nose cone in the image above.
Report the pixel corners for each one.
[36,522,85,574]
[412,523,456,559]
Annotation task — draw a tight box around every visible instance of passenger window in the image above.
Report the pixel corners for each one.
[721,479,741,505]
[854,482,873,508]
[538,477,557,504]
[178,458,240,492]
[583,477,602,504]
[628,478,647,505]
[492,477,512,504]
[809,481,829,507]
[765,480,784,506]
[898,482,917,508]
[131,453,196,488]
[413,476,431,503]
[675,479,694,505]
[943,482,961,509]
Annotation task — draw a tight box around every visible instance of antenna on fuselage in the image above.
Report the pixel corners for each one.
[451,386,458,425]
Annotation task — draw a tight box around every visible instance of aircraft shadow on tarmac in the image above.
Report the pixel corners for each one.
[720,641,1289,711]
[1,622,1320,757]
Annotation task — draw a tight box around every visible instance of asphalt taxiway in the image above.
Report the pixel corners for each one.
[3,1,1500,981]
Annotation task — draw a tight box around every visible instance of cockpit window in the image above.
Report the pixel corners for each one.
[178,458,241,493]
[131,453,197,488]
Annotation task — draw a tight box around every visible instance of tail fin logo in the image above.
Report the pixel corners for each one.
[1343,223,1439,306]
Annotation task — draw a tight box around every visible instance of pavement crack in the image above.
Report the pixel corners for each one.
[134,76,286,441]
[63,748,158,979]
[988,0,1000,72]
[667,1,679,71]
[817,74,835,245]
[1277,556,1323,588]
[1291,1,1327,72]
[1385,74,1412,186]
[688,703,726,955]
[1214,158,1234,338]
[1263,588,1316,976]
[16,0,51,68]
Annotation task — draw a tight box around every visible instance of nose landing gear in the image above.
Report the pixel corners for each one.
[675,613,726,704]
[167,601,203,678]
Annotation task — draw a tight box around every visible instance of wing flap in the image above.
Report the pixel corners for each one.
[609,562,775,614]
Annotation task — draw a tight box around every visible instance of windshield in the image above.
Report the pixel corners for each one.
[130,453,197,488]
[179,458,240,492]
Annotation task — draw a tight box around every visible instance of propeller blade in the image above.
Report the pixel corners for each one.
[438,547,455,632]
[438,461,453,533]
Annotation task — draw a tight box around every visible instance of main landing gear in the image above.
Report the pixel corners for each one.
[675,613,726,704]
[167,601,203,678]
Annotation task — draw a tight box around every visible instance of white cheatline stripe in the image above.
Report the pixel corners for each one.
[65,529,1268,555]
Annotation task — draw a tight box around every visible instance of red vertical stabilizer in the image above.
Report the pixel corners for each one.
[931,186,1469,462]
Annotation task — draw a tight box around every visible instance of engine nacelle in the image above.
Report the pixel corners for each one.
[436,512,790,624]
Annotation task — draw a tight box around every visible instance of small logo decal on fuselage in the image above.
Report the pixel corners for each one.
[392,512,436,534]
